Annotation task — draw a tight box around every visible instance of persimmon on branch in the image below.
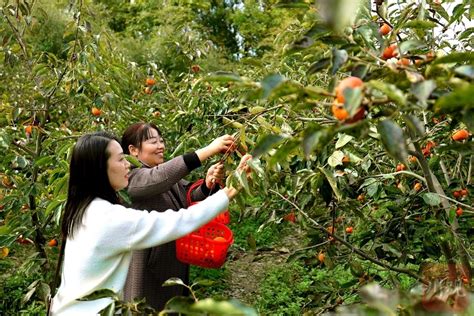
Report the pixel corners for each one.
[269,189,428,285]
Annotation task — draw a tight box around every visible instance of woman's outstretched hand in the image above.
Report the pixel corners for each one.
[196,135,235,162]
[222,154,253,200]
[236,154,252,174]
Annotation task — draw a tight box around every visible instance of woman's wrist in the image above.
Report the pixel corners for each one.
[195,146,214,162]
[222,186,239,200]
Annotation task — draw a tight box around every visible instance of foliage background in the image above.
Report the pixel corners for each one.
[0,0,473,314]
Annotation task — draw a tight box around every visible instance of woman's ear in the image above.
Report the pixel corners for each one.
[128,145,139,157]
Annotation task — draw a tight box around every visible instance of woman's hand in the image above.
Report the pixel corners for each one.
[236,154,252,174]
[205,162,225,189]
[196,135,234,162]
[222,154,253,200]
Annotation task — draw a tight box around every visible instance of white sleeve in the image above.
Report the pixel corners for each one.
[96,190,229,253]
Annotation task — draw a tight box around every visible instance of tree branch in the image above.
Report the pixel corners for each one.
[269,189,427,285]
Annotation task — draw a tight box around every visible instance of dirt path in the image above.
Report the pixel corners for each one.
[221,229,305,305]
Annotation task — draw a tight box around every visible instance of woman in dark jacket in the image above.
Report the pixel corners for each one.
[121,122,233,310]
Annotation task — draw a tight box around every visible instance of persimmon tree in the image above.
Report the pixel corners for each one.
[0,0,472,314]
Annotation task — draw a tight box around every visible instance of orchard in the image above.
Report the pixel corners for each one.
[0,0,473,315]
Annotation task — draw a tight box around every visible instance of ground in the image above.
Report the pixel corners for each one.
[222,226,305,305]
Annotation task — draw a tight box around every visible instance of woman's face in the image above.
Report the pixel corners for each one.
[134,128,165,167]
[107,140,131,191]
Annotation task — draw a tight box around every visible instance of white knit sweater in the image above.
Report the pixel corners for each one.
[51,190,229,315]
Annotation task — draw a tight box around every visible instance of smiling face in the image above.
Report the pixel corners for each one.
[129,128,165,167]
[106,140,131,191]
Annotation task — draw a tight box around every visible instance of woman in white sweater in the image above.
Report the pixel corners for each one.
[50,131,250,315]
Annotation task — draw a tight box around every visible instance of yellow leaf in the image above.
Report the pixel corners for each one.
[1,247,9,258]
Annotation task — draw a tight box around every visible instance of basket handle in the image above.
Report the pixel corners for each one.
[187,178,226,205]
[186,179,205,205]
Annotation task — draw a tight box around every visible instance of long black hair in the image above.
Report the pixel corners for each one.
[61,131,120,239]
[121,122,162,155]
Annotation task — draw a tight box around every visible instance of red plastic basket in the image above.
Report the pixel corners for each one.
[187,179,230,225]
[176,222,234,268]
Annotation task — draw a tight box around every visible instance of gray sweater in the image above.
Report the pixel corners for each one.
[123,153,214,310]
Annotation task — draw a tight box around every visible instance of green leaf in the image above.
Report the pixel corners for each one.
[367,81,407,106]
[267,139,300,167]
[261,74,286,99]
[165,296,200,315]
[304,22,332,40]
[318,167,342,201]
[432,52,474,65]
[431,3,449,21]
[302,125,335,157]
[434,84,474,130]
[98,302,115,316]
[422,193,441,206]
[274,1,310,9]
[435,84,474,112]
[236,170,251,196]
[448,3,467,27]
[192,279,216,287]
[22,281,38,304]
[246,158,265,176]
[328,150,345,167]
[343,86,363,117]
[403,115,425,137]
[351,63,369,79]
[249,106,266,114]
[251,134,285,158]
[448,207,456,225]
[367,182,379,197]
[331,48,348,75]
[350,261,365,277]
[355,24,378,51]
[222,117,244,129]
[454,65,474,79]
[403,20,436,29]
[399,39,426,55]
[308,58,331,74]
[44,198,65,218]
[291,36,314,50]
[303,86,331,99]
[12,156,28,169]
[162,277,186,287]
[193,298,258,316]
[436,142,474,155]
[35,156,54,168]
[377,120,408,163]
[125,155,141,168]
[205,72,242,82]
[256,116,277,132]
[335,133,353,149]
[117,190,131,205]
[78,289,119,301]
[411,80,436,107]
[459,27,474,41]
[322,0,365,33]
[53,176,68,197]
[32,64,49,77]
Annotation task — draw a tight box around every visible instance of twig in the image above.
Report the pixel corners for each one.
[290,240,330,256]
[468,155,473,185]
[11,140,35,157]
[269,189,427,284]
[1,8,28,58]
[364,170,427,183]
[439,159,451,186]
[433,193,474,211]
